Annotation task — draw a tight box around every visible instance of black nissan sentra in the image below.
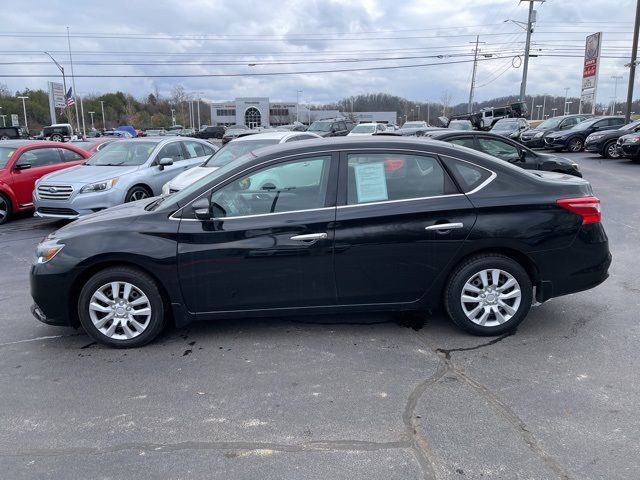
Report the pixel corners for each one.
[30,137,611,348]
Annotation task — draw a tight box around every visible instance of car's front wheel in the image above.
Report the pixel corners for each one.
[126,185,151,202]
[0,193,11,225]
[444,254,532,336]
[567,137,584,152]
[603,140,621,159]
[50,133,63,142]
[78,267,165,348]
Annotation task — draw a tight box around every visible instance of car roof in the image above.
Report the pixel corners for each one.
[0,140,80,148]
[355,122,380,126]
[233,131,319,142]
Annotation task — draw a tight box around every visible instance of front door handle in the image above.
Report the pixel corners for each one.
[425,222,464,231]
[290,233,328,241]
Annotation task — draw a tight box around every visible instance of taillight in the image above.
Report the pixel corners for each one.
[557,196,601,224]
[384,158,405,172]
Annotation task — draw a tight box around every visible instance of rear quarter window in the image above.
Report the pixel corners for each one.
[444,157,493,193]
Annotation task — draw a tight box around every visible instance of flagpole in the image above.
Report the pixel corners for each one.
[67,26,81,135]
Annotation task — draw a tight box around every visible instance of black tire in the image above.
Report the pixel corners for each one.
[603,140,621,159]
[0,135,10,140]
[78,266,165,348]
[0,192,11,225]
[444,254,533,336]
[125,185,151,202]
[567,137,584,153]
[50,133,63,142]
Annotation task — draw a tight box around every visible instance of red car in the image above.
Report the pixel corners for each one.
[0,140,90,224]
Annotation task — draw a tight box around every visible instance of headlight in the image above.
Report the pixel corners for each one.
[162,183,170,196]
[534,131,544,138]
[588,134,604,141]
[35,241,64,264]
[80,178,118,193]
[572,163,580,171]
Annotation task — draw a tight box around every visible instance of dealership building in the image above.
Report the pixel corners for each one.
[210,97,397,127]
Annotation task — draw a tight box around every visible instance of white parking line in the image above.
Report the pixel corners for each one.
[0,335,64,347]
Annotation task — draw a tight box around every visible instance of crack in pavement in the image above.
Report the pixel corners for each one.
[0,439,410,458]
[412,331,571,480]
[403,359,448,480]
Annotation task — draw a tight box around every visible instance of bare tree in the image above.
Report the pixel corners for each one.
[440,90,452,117]
[171,85,188,126]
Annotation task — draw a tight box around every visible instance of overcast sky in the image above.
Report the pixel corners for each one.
[0,0,636,106]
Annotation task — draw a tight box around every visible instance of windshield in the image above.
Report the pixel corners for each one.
[85,141,157,166]
[402,122,424,128]
[492,120,518,131]
[164,152,257,207]
[619,120,640,132]
[449,121,472,130]
[308,122,332,132]
[571,119,598,131]
[351,124,377,133]
[0,147,15,169]
[536,117,562,130]
[202,140,279,168]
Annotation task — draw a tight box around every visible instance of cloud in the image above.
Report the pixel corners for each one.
[0,0,636,106]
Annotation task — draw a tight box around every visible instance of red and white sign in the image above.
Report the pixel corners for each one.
[581,32,602,113]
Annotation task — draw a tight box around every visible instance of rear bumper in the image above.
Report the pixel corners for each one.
[531,223,611,302]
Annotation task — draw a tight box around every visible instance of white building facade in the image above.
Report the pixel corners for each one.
[210,97,396,127]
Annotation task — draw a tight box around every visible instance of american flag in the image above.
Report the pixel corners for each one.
[65,87,75,107]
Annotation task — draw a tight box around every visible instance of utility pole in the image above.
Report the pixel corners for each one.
[541,95,546,119]
[100,100,106,130]
[468,35,485,114]
[66,27,81,134]
[79,94,86,137]
[625,0,640,122]
[427,102,430,125]
[536,104,542,120]
[296,90,303,123]
[17,96,29,130]
[517,0,544,103]
[552,107,557,117]
[564,87,570,115]
[611,75,623,114]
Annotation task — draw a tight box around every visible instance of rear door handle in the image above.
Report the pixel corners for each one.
[290,233,328,241]
[425,222,464,231]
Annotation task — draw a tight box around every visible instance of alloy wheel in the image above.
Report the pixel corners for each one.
[88,281,152,340]
[568,138,583,152]
[0,197,7,222]
[606,143,620,159]
[129,190,149,201]
[460,269,522,327]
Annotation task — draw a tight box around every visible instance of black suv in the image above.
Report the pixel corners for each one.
[544,116,626,152]
[193,126,225,140]
[307,118,354,137]
[585,119,640,158]
[0,126,24,140]
[520,114,592,148]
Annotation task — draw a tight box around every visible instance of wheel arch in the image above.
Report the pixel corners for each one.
[126,183,154,197]
[68,259,177,328]
[0,184,19,211]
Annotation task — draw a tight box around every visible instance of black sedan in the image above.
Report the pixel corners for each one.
[585,120,640,158]
[422,130,581,176]
[30,137,610,348]
[544,116,626,152]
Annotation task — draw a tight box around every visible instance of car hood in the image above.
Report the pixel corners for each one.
[347,132,374,136]
[52,198,152,239]
[536,152,576,166]
[168,166,217,189]
[40,164,141,185]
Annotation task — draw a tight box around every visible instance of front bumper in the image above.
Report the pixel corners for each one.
[33,187,126,219]
[30,263,76,326]
[618,143,640,158]
[584,138,605,153]
[520,135,545,148]
[544,136,568,149]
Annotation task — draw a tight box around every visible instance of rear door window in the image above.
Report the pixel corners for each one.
[346,153,454,205]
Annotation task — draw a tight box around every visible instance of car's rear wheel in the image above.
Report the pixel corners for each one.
[567,137,584,152]
[0,135,10,140]
[50,133,63,142]
[0,193,11,225]
[444,254,532,336]
[78,267,165,348]
[603,140,621,159]
[126,185,151,202]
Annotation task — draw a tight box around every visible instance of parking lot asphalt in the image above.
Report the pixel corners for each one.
[0,151,638,480]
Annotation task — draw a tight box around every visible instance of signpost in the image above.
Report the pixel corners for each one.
[48,81,66,125]
[580,32,602,114]
[11,114,19,127]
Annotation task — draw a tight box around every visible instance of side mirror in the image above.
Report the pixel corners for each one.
[191,197,211,221]
[518,149,527,161]
[158,157,173,170]
[14,162,31,170]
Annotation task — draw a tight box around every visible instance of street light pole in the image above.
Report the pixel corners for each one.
[88,111,95,130]
[468,35,486,113]
[564,87,570,115]
[44,51,68,123]
[66,27,81,134]
[535,104,542,120]
[171,109,176,127]
[625,0,640,122]
[17,96,29,130]
[552,108,557,117]
[296,90,303,123]
[611,75,624,115]
[100,100,106,130]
